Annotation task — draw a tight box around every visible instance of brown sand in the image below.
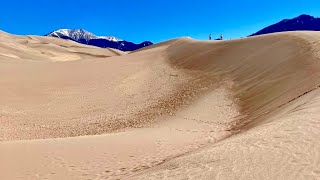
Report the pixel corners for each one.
[1,30,320,179]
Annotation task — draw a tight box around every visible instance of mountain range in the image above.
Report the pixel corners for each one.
[45,14,320,51]
[46,29,153,51]
[251,14,320,36]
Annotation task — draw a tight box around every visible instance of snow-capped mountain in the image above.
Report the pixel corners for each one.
[250,14,320,36]
[46,29,152,51]
[97,36,122,42]
[47,29,122,44]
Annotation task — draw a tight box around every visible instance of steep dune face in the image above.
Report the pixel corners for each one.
[1,31,320,179]
[164,33,320,130]
[131,32,320,179]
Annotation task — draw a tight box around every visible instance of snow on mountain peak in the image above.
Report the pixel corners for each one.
[97,36,122,42]
[46,29,153,51]
[47,29,122,43]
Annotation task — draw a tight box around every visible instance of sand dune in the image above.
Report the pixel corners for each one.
[130,32,320,179]
[0,31,124,63]
[1,31,320,179]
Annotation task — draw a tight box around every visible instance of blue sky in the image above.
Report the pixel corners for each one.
[0,0,320,43]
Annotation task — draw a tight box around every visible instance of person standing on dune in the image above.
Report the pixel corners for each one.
[220,34,223,40]
[209,34,212,40]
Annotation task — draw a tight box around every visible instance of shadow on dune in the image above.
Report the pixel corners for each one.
[161,33,320,131]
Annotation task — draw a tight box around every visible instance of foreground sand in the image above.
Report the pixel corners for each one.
[1,30,320,179]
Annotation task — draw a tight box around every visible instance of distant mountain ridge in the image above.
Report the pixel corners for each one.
[251,14,320,36]
[46,29,153,51]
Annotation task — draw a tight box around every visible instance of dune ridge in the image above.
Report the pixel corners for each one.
[131,32,320,179]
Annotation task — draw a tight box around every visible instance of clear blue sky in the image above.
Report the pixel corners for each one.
[0,0,320,43]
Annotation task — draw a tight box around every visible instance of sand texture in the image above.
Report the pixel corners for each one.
[1,30,320,179]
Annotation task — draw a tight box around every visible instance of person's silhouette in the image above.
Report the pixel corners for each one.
[209,34,212,40]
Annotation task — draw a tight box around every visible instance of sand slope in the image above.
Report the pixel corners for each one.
[131,32,320,179]
[1,31,320,179]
